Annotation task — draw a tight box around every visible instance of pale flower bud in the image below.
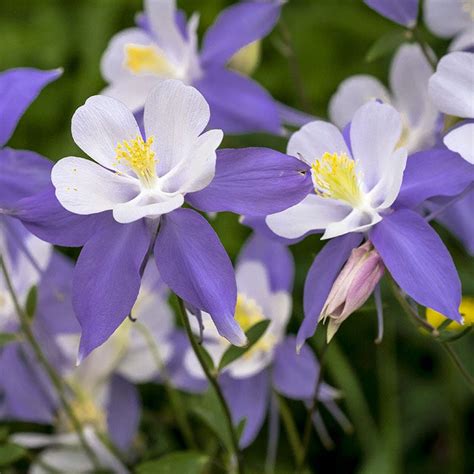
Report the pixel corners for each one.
[321,241,384,342]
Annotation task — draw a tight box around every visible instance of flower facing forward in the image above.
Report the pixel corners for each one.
[100,0,284,134]
[265,101,467,348]
[15,79,309,361]
[429,51,474,164]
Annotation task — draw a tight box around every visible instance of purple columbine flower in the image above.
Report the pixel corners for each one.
[182,233,349,448]
[364,0,419,27]
[329,44,438,153]
[13,79,309,361]
[264,100,471,348]
[100,0,284,134]
[429,51,474,164]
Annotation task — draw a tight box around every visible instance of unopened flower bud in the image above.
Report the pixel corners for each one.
[321,241,384,342]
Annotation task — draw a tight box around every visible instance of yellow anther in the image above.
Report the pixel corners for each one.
[426,296,474,330]
[59,394,106,432]
[312,152,363,206]
[235,294,265,331]
[125,44,174,76]
[115,135,157,188]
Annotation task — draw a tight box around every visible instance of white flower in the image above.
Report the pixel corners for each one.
[329,44,438,153]
[266,101,408,240]
[51,80,223,224]
[429,51,474,164]
[101,0,202,112]
[184,260,291,379]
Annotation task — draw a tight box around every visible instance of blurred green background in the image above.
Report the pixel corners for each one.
[1,0,473,473]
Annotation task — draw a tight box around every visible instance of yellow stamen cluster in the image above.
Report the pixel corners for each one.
[115,135,157,187]
[125,44,173,76]
[312,152,363,206]
[59,394,106,432]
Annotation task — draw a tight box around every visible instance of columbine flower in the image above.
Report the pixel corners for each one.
[429,51,474,164]
[100,0,283,134]
[14,79,309,360]
[329,44,438,153]
[321,241,384,342]
[426,296,474,329]
[265,101,467,348]
[363,0,419,27]
[183,233,349,448]
[424,0,474,51]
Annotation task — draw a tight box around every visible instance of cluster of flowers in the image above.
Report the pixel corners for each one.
[0,0,473,471]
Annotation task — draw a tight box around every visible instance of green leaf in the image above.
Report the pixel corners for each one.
[365,31,409,62]
[437,325,472,343]
[25,286,38,320]
[0,333,17,347]
[218,319,271,371]
[196,343,215,373]
[236,418,247,442]
[136,451,209,474]
[0,443,27,466]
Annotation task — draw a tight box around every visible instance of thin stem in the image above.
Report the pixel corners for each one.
[265,392,280,474]
[297,343,328,471]
[0,256,101,469]
[134,321,197,449]
[409,27,437,69]
[425,183,474,222]
[176,296,244,474]
[440,343,474,393]
[277,395,304,465]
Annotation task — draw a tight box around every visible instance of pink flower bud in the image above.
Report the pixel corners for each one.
[321,241,384,342]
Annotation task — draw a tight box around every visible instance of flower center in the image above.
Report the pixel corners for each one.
[115,135,157,188]
[59,392,106,433]
[462,0,474,20]
[125,44,175,76]
[312,152,363,207]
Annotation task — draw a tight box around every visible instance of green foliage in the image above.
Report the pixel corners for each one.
[136,451,209,474]
[0,443,27,467]
[25,286,38,320]
[0,333,17,347]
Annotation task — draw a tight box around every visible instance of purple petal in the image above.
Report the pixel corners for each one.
[297,233,363,349]
[76,218,150,361]
[154,208,244,346]
[395,148,474,209]
[16,187,109,247]
[0,68,61,147]
[196,69,281,134]
[370,209,462,322]
[273,336,318,400]
[364,0,419,27]
[241,215,305,245]
[237,233,294,292]
[0,148,52,207]
[187,148,312,216]
[107,375,140,451]
[277,102,317,128]
[220,370,270,448]
[200,0,281,67]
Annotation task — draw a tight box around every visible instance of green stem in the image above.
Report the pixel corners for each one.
[440,343,474,393]
[0,256,101,469]
[277,395,304,465]
[410,27,437,69]
[134,321,197,448]
[297,343,328,471]
[176,296,244,474]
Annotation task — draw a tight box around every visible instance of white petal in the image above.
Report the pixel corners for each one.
[12,433,78,449]
[350,101,402,191]
[429,51,474,118]
[183,341,226,379]
[287,121,351,166]
[328,75,390,129]
[160,129,223,194]
[390,44,435,126]
[144,80,211,175]
[449,26,474,52]
[236,261,273,313]
[100,28,153,82]
[266,193,351,239]
[72,95,141,171]
[424,0,471,37]
[52,157,138,216]
[112,192,184,223]
[35,448,93,473]
[145,0,187,64]
[444,123,474,164]
[268,292,292,333]
[227,348,273,378]
[322,208,382,240]
[368,147,408,209]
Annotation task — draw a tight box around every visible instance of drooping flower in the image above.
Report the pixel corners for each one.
[100,0,285,134]
[183,233,350,448]
[424,0,474,51]
[265,101,469,348]
[429,51,474,164]
[329,44,438,153]
[13,79,309,360]
[363,0,419,27]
